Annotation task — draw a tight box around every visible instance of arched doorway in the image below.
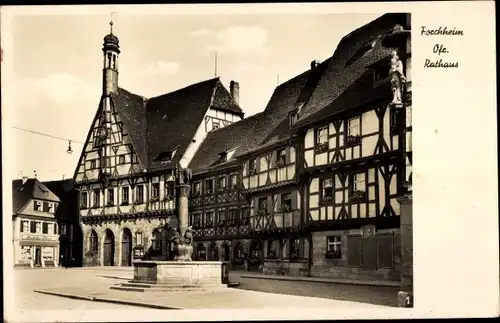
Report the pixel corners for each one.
[103,229,115,266]
[121,228,132,266]
[195,243,206,261]
[248,240,263,272]
[89,230,99,266]
[208,243,218,261]
[221,243,230,262]
[232,242,244,269]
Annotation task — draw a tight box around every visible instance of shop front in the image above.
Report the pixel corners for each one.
[16,234,59,268]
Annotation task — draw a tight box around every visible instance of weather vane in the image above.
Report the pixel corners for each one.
[110,12,117,33]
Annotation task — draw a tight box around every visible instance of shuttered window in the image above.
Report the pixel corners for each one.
[377,234,394,268]
[347,236,362,267]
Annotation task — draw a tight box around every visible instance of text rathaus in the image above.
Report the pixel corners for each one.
[75,13,412,284]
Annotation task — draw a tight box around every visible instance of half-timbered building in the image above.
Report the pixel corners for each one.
[291,13,412,282]
[74,23,244,267]
[187,112,262,267]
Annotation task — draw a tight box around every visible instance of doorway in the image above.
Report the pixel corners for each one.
[121,228,132,266]
[34,247,42,267]
[103,229,115,266]
[222,243,230,262]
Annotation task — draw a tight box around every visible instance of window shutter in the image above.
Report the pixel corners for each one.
[377,234,394,269]
[347,236,362,267]
[270,151,277,168]
[291,190,298,210]
[274,194,280,212]
[42,202,48,212]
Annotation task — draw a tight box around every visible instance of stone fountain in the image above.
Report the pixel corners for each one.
[111,167,225,292]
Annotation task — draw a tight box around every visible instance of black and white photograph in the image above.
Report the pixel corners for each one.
[1,2,498,322]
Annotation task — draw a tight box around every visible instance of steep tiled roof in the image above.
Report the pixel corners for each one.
[189,112,263,174]
[108,77,242,171]
[294,13,409,128]
[43,179,78,220]
[12,178,60,214]
[111,88,147,166]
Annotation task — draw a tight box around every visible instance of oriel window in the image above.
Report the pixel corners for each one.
[107,188,114,205]
[136,185,144,203]
[93,190,100,207]
[230,175,238,189]
[122,187,129,204]
[152,183,159,198]
[81,192,88,208]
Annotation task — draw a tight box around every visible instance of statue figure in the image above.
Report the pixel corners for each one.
[183,168,193,184]
[176,167,185,185]
[390,50,406,104]
[184,226,193,245]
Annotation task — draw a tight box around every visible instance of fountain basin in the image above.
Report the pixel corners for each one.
[132,260,224,286]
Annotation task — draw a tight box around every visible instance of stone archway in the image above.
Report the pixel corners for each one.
[208,242,218,261]
[121,228,132,266]
[103,229,115,266]
[232,242,244,268]
[221,243,231,262]
[195,243,206,261]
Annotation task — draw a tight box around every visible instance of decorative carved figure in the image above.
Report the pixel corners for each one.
[390,50,406,104]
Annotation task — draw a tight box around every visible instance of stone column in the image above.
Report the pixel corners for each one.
[176,184,190,237]
[397,193,413,307]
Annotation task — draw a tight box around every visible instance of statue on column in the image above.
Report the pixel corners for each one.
[390,50,406,105]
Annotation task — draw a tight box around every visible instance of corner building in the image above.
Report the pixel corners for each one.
[74,23,244,266]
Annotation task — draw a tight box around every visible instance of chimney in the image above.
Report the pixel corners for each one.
[230,80,240,105]
[22,176,28,185]
[310,60,321,70]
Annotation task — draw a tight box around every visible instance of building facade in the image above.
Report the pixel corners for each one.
[44,179,83,267]
[189,13,411,282]
[74,23,244,267]
[12,178,61,268]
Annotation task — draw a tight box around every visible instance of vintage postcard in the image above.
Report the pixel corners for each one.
[1,2,498,322]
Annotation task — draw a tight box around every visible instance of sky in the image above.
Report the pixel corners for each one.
[6,11,380,181]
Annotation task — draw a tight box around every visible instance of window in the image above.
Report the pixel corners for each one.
[30,221,37,233]
[230,175,238,189]
[34,200,42,211]
[213,122,220,130]
[249,158,257,174]
[281,193,292,212]
[220,152,228,163]
[327,236,342,259]
[290,238,301,259]
[48,203,55,213]
[258,197,267,211]
[316,126,328,145]
[81,192,88,208]
[348,117,361,136]
[36,222,42,233]
[152,183,159,199]
[48,223,53,235]
[289,112,298,126]
[60,224,67,236]
[118,155,126,164]
[104,157,111,168]
[218,210,226,226]
[21,221,29,233]
[205,179,214,194]
[321,178,333,201]
[277,148,286,167]
[205,212,214,227]
[90,160,97,169]
[351,173,366,202]
[135,231,143,246]
[228,209,237,225]
[42,223,48,234]
[107,188,114,206]
[122,187,129,204]
[93,190,100,207]
[267,240,277,258]
[160,152,172,163]
[218,177,227,191]
[132,154,138,163]
[90,230,98,254]
[165,181,174,198]
[53,224,57,234]
[192,182,201,196]
[136,185,144,203]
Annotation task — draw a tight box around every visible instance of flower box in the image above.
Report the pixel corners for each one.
[149,196,159,202]
[281,205,292,212]
[276,159,286,168]
[351,190,366,203]
[315,142,329,154]
[325,250,342,259]
[346,135,361,146]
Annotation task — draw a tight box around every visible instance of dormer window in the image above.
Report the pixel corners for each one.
[48,203,55,213]
[220,152,228,163]
[34,200,42,211]
[289,112,298,126]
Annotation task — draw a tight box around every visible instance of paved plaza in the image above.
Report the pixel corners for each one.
[10,267,398,312]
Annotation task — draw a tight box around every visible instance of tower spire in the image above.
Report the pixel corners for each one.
[110,12,116,34]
